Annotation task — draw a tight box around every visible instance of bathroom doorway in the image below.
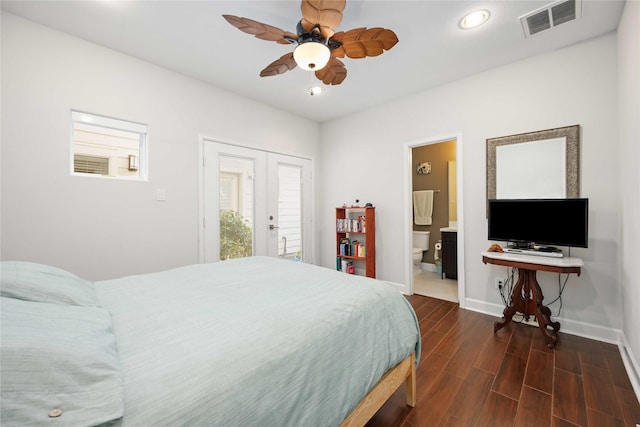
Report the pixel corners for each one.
[408,136,463,304]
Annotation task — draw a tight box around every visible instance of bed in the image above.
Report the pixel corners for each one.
[1,256,420,426]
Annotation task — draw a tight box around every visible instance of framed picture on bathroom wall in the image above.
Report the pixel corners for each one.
[417,162,431,175]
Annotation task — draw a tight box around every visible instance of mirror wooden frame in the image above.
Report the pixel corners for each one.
[486,125,580,204]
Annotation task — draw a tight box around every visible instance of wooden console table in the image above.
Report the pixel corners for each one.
[481,251,584,349]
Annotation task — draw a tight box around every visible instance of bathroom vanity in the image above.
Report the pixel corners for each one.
[441,229,457,279]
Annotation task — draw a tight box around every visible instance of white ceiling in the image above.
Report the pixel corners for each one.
[1,0,625,123]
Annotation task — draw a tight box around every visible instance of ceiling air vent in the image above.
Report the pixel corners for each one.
[520,0,582,38]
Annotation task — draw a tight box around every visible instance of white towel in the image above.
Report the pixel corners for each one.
[413,190,434,225]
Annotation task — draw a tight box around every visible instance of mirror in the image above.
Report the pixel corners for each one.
[448,161,457,222]
[487,125,580,203]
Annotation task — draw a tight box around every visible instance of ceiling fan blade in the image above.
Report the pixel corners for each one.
[315,57,347,85]
[260,53,298,77]
[223,15,298,45]
[331,27,399,59]
[300,0,346,39]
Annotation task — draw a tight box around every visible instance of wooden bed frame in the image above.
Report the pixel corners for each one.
[341,353,416,427]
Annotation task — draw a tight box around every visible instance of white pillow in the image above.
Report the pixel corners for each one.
[0,297,124,426]
[0,261,98,306]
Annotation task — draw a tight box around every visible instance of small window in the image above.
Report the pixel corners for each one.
[71,111,148,180]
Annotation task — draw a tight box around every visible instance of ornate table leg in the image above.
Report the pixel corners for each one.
[494,271,525,332]
[494,268,561,349]
[530,273,560,348]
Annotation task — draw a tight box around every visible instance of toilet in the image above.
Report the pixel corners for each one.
[412,231,430,274]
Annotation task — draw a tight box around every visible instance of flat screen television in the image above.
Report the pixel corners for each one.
[487,198,589,248]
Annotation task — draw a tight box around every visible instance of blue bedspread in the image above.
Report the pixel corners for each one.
[94,256,420,426]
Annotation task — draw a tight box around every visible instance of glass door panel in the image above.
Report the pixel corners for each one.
[275,164,302,260]
[203,142,266,263]
[218,157,254,260]
[267,153,312,262]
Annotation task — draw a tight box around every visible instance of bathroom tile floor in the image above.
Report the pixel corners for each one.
[413,270,458,302]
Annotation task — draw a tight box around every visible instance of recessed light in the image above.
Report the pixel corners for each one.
[309,86,324,96]
[460,9,490,29]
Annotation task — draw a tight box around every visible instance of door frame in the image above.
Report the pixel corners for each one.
[198,135,316,264]
[403,132,466,307]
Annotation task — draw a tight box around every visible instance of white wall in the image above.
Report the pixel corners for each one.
[617,0,640,390]
[0,13,320,280]
[319,34,622,339]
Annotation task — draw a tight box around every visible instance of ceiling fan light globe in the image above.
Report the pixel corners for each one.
[293,42,330,71]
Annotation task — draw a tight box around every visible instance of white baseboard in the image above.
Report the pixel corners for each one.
[620,334,640,404]
[464,298,620,342]
[464,297,640,402]
[386,280,406,294]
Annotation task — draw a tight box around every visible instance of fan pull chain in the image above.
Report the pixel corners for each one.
[308,71,324,96]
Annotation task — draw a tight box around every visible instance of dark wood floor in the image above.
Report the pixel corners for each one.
[367,294,640,427]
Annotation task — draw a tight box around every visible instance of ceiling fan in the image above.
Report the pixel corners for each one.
[223,0,398,86]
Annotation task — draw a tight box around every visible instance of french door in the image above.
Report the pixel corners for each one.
[201,140,313,263]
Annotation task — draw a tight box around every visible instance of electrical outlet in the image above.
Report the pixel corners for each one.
[495,278,505,290]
